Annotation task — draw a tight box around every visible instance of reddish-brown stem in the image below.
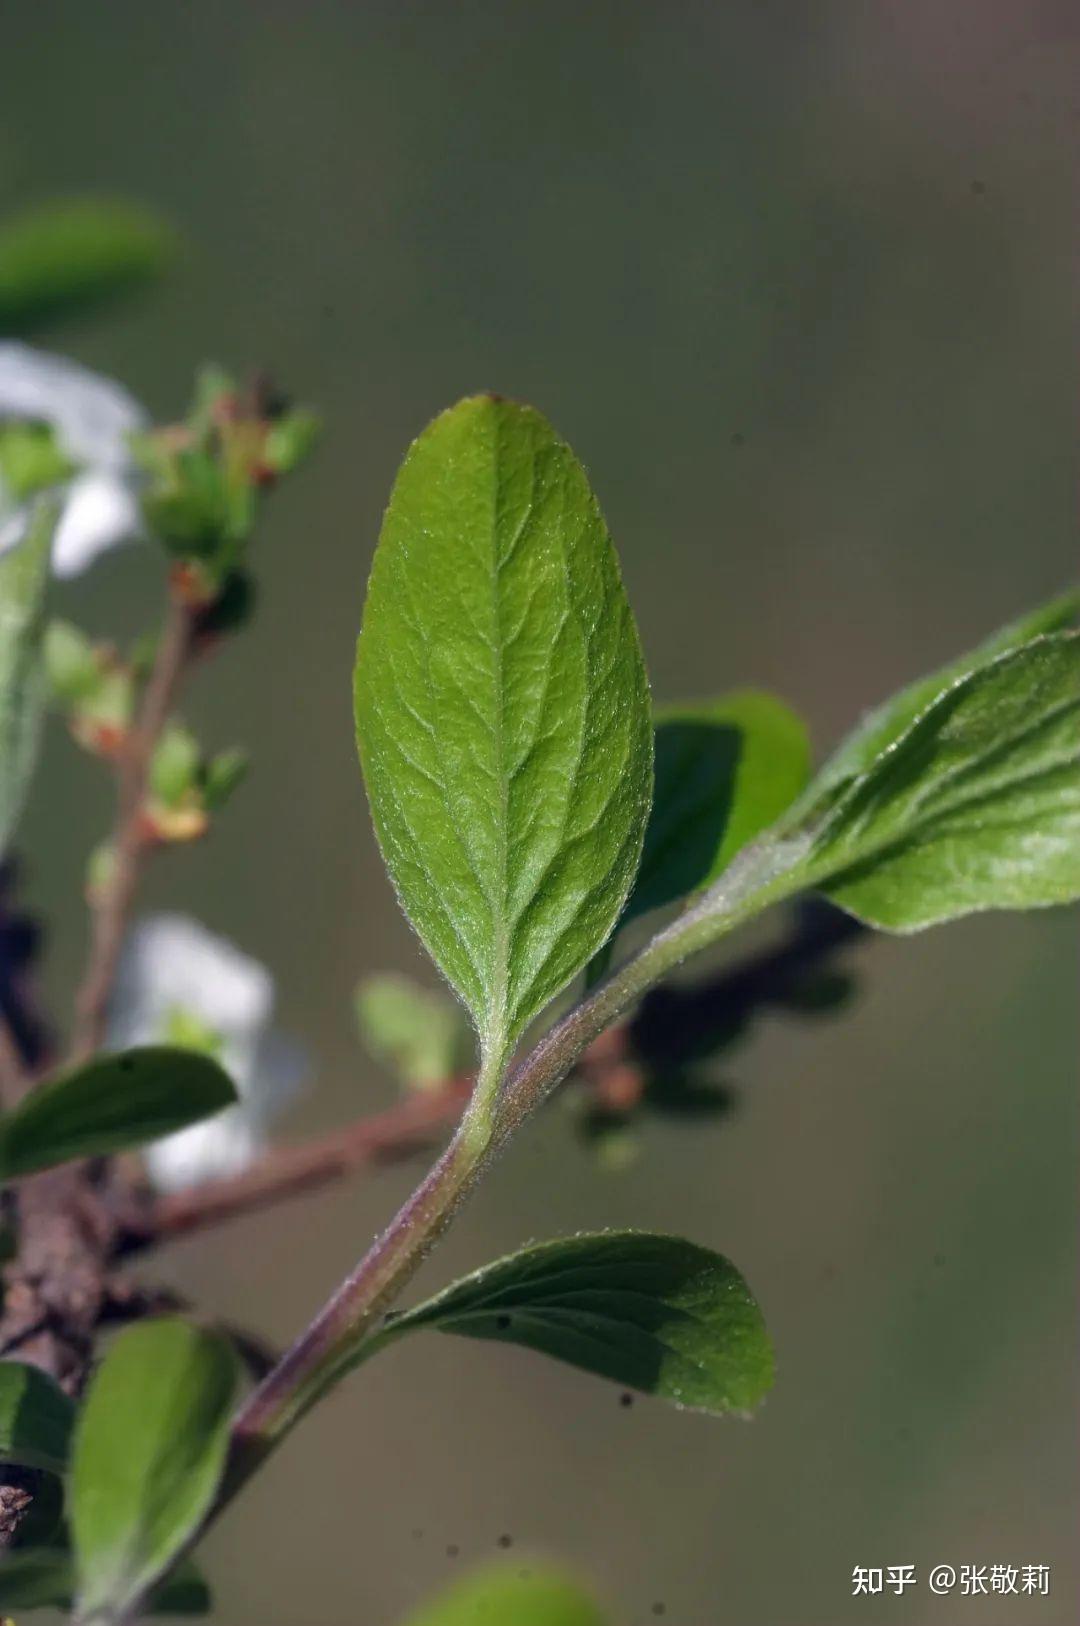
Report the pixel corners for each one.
[68,587,197,1065]
[127,1077,473,1246]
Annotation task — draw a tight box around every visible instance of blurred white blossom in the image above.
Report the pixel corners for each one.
[0,342,146,576]
[109,913,305,1192]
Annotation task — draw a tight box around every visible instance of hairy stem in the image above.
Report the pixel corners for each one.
[228,1121,486,1475]
[219,829,816,1506]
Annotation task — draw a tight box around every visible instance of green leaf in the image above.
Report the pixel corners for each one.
[625,690,810,923]
[201,748,247,812]
[0,1549,211,1615]
[0,1548,74,1612]
[0,198,174,335]
[43,619,103,705]
[402,1562,609,1626]
[354,396,653,1068]
[0,1047,237,1181]
[0,421,75,499]
[378,1231,773,1415]
[355,973,472,1089]
[0,500,54,857]
[0,1360,75,1473]
[70,1320,237,1624]
[149,726,201,807]
[812,587,1079,799]
[813,635,1080,930]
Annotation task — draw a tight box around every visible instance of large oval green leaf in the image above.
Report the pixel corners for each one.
[70,1319,237,1625]
[355,396,653,1066]
[815,634,1080,928]
[0,1046,237,1181]
[377,1230,773,1416]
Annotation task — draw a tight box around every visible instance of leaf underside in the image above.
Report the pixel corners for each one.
[812,587,1079,798]
[816,635,1080,929]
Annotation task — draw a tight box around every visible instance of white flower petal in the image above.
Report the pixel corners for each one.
[109,914,274,1055]
[0,342,146,468]
[50,470,143,576]
[143,1110,265,1194]
[109,914,307,1193]
[0,345,149,577]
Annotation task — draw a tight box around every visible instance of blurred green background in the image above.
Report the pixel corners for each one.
[5,2,1077,1622]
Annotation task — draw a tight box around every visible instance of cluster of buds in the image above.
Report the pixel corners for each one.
[143,724,247,844]
[44,620,133,758]
[134,366,319,606]
[45,622,245,861]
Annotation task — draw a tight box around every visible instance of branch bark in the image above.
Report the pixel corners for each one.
[0,583,198,1550]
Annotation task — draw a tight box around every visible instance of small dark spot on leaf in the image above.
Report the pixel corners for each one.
[619,1391,634,1408]
[495,1314,511,1330]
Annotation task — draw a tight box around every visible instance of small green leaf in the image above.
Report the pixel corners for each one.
[0,198,174,335]
[355,974,472,1089]
[812,587,1079,799]
[263,409,321,475]
[44,620,103,705]
[0,500,54,857]
[355,396,653,1070]
[379,1231,773,1415]
[813,635,1080,929]
[149,726,201,807]
[0,1361,74,1474]
[0,1549,211,1615]
[402,1562,609,1626]
[0,1047,237,1181]
[0,421,75,499]
[201,748,247,812]
[71,1320,237,1624]
[625,690,810,923]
